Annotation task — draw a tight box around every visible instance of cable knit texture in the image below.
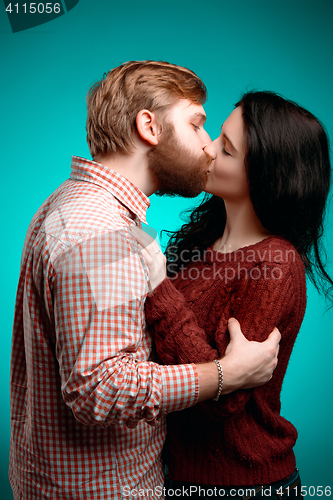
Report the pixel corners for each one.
[145,237,306,486]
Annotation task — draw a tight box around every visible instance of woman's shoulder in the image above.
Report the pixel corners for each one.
[243,237,306,298]
[203,236,305,277]
[245,236,304,268]
[234,237,306,309]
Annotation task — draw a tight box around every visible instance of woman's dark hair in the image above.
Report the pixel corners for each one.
[165,91,332,295]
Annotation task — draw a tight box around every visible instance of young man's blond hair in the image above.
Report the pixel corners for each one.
[86,60,207,158]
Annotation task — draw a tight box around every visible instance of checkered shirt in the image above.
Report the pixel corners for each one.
[9,156,198,499]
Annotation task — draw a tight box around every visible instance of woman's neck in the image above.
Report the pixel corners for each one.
[213,198,274,253]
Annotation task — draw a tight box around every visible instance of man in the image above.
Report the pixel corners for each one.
[9,61,280,499]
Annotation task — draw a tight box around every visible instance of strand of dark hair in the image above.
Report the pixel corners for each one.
[164,193,333,304]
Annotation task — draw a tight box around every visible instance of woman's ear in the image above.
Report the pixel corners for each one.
[136,110,160,146]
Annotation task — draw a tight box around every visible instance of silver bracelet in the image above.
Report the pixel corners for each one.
[212,359,223,401]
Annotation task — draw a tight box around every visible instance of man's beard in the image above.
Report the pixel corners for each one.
[147,122,212,197]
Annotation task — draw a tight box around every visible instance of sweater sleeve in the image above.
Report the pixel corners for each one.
[145,277,219,364]
[200,258,306,419]
[146,257,306,420]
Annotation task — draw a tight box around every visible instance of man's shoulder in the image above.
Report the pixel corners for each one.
[30,178,133,261]
[43,178,128,234]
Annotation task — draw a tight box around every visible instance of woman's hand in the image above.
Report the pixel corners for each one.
[130,226,167,294]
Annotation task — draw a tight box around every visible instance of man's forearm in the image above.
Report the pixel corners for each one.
[195,356,242,402]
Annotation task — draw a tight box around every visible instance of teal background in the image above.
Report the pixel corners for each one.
[1,1,332,498]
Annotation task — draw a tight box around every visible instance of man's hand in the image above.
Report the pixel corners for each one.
[221,317,280,394]
[195,318,280,402]
[130,226,166,293]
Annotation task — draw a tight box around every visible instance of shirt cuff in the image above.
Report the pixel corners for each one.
[159,363,199,414]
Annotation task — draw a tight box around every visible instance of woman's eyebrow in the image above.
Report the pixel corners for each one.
[223,132,237,153]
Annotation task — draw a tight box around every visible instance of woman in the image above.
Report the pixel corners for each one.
[132,91,332,498]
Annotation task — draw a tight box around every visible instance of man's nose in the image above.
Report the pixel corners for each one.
[204,141,216,160]
[201,129,212,150]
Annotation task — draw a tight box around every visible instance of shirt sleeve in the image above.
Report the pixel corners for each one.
[51,228,198,428]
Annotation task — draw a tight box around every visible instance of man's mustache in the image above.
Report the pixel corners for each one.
[204,151,213,165]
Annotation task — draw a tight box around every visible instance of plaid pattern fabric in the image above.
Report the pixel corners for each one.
[9,156,198,499]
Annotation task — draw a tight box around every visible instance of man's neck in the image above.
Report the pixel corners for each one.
[94,152,157,196]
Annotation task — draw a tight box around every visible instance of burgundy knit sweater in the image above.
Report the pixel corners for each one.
[145,237,306,486]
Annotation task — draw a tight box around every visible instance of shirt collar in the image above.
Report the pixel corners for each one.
[70,156,150,224]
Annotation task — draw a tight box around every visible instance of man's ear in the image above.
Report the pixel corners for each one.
[136,110,161,146]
